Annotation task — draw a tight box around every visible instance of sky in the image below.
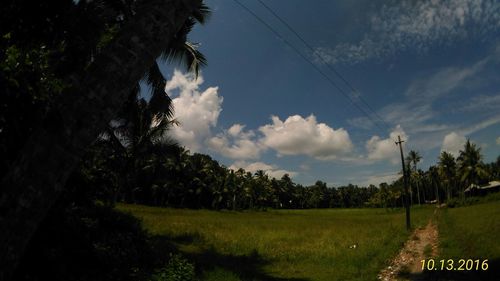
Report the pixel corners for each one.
[155,0,500,187]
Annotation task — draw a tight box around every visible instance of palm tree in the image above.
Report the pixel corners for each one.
[0,1,210,277]
[438,151,456,201]
[428,166,441,204]
[104,98,179,203]
[406,150,422,205]
[457,140,488,198]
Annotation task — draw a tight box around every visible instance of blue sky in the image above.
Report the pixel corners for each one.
[157,0,500,186]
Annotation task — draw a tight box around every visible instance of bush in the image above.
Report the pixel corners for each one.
[151,254,197,281]
[447,197,480,208]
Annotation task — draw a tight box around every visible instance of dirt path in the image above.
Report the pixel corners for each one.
[378,216,439,281]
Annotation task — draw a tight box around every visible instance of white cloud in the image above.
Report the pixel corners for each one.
[404,60,487,99]
[207,124,264,159]
[357,173,402,187]
[459,94,500,112]
[441,132,467,157]
[366,125,408,164]
[460,115,500,135]
[315,0,500,64]
[164,71,356,162]
[259,114,353,160]
[229,161,297,179]
[165,70,223,152]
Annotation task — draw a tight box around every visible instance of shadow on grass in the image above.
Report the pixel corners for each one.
[150,234,310,281]
[397,258,500,281]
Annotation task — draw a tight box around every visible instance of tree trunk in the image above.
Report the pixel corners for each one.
[416,182,421,205]
[0,1,200,279]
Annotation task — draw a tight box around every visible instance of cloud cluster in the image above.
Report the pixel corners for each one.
[259,115,353,160]
[441,132,467,157]
[229,161,297,179]
[165,71,419,169]
[315,0,500,64]
[165,71,354,162]
[207,124,263,159]
[366,125,408,164]
[166,70,223,152]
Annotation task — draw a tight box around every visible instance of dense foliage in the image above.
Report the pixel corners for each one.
[1,1,209,280]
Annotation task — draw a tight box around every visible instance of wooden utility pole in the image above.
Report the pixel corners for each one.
[396,135,411,231]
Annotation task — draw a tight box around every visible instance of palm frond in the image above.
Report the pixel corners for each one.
[183,42,207,78]
[144,63,174,118]
[192,2,211,24]
[159,18,207,78]
[147,115,178,142]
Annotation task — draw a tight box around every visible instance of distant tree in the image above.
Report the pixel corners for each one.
[457,140,488,198]
[278,174,295,208]
[406,150,422,205]
[307,181,328,208]
[438,151,456,201]
[484,155,500,181]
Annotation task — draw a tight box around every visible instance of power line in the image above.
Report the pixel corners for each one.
[231,0,388,134]
[256,0,391,131]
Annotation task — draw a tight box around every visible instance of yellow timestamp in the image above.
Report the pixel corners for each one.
[421,259,488,271]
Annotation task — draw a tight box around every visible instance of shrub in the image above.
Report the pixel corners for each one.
[150,254,197,281]
[447,197,480,208]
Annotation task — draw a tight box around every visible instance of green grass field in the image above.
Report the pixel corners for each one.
[433,199,500,280]
[117,205,434,281]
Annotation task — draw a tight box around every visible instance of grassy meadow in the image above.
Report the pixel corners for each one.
[433,198,500,280]
[117,204,434,281]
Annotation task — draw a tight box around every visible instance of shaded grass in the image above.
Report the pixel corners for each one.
[117,205,434,281]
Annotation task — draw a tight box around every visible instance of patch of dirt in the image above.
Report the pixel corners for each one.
[378,217,439,281]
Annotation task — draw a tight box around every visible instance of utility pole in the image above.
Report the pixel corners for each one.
[396,135,411,231]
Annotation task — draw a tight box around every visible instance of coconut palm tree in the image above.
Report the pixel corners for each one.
[406,150,422,205]
[438,151,456,201]
[428,166,441,204]
[0,1,210,277]
[457,140,488,198]
[103,97,179,203]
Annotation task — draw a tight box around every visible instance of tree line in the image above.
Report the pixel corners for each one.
[75,92,500,210]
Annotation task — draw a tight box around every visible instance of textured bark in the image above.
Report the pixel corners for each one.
[0,0,200,279]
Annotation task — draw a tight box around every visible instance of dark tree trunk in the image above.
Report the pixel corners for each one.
[0,1,200,279]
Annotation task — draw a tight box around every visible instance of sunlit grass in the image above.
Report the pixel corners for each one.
[438,200,500,259]
[428,198,500,280]
[117,204,434,281]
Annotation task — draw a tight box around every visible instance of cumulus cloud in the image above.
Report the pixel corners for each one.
[229,161,297,179]
[259,114,353,160]
[164,73,355,161]
[366,125,408,164]
[441,132,467,157]
[207,124,264,159]
[165,70,223,152]
[315,0,500,64]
